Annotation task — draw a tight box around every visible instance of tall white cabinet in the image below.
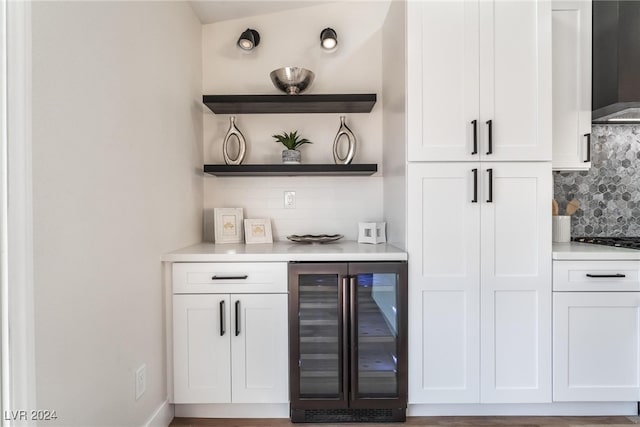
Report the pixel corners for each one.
[406,0,552,405]
[407,0,551,162]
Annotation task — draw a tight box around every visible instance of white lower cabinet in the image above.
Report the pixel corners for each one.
[553,292,640,401]
[553,260,640,402]
[408,162,552,404]
[172,263,289,404]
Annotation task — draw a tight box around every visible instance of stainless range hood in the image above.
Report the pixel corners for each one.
[592,0,640,124]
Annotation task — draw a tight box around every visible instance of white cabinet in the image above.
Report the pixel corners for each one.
[407,0,551,162]
[553,260,640,402]
[552,0,592,170]
[172,262,289,404]
[408,162,552,404]
[553,292,640,401]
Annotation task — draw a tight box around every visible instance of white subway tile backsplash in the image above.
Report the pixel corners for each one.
[204,176,383,241]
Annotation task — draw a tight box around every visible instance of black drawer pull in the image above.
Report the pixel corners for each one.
[486,119,493,155]
[471,168,478,203]
[235,300,241,336]
[211,275,248,280]
[219,300,225,336]
[486,168,493,203]
[586,273,626,278]
[471,120,478,155]
[584,133,591,163]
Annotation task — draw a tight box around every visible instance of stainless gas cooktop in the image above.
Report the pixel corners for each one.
[572,237,640,250]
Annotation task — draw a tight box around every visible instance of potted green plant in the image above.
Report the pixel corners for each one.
[272,131,312,164]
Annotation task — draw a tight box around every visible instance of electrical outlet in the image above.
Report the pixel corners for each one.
[284,191,296,209]
[135,364,146,400]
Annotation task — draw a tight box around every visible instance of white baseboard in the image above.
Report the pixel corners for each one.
[143,400,174,427]
[174,403,288,418]
[408,402,638,416]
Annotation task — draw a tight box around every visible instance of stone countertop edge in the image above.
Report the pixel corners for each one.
[553,242,640,261]
[162,241,408,262]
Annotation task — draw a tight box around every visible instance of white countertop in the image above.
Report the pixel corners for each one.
[162,241,408,262]
[553,242,640,260]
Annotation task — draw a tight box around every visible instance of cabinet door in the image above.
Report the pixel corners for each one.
[173,294,231,403]
[407,0,480,161]
[480,162,552,403]
[552,0,592,170]
[479,0,551,161]
[408,163,481,403]
[231,293,289,403]
[554,292,640,401]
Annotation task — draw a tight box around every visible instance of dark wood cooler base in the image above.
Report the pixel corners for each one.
[290,408,406,423]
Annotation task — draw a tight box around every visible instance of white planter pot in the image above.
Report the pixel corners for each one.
[282,149,301,164]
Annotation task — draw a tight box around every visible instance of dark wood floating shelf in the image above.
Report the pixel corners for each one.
[203,94,377,114]
[204,164,378,176]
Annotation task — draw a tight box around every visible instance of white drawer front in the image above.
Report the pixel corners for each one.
[173,262,288,294]
[553,260,640,291]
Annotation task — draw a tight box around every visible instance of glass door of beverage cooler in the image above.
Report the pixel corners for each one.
[348,263,407,408]
[289,263,349,408]
[289,262,407,416]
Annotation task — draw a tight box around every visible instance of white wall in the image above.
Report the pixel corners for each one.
[382,0,407,249]
[31,2,202,425]
[202,2,390,241]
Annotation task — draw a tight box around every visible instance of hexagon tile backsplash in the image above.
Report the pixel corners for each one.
[554,125,640,237]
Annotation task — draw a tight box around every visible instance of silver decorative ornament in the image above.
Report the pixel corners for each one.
[222,116,247,165]
[332,116,357,165]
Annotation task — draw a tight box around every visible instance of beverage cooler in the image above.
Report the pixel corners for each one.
[288,262,408,423]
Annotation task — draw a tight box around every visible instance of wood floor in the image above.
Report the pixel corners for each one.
[170,416,640,427]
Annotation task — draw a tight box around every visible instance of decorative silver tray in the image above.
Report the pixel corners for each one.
[287,234,344,244]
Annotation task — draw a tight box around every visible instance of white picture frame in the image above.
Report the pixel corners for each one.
[244,218,273,244]
[214,208,244,244]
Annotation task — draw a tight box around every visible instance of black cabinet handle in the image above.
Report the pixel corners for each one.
[486,168,493,203]
[471,168,478,203]
[471,120,478,155]
[486,120,493,155]
[235,300,241,336]
[586,273,626,278]
[211,275,248,280]
[219,300,225,336]
[584,133,591,163]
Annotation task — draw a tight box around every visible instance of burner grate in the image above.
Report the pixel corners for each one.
[572,237,640,250]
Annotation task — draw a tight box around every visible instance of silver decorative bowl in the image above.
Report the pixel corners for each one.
[270,67,315,95]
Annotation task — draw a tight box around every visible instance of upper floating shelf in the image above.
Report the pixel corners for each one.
[202,94,377,114]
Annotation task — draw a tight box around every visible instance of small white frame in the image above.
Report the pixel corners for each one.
[244,219,273,244]
[214,208,244,244]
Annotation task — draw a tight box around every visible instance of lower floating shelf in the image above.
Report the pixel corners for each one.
[204,164,378,177]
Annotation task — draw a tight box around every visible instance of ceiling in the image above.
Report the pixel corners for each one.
[189,1,332,24]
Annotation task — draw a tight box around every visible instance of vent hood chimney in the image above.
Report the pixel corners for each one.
[592,0,640,123]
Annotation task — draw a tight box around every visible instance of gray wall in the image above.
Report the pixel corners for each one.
[554,125,640,236]
[32,2,202,425]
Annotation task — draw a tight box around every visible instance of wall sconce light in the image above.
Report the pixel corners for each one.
[237,28,260,51]
[320,27,338,51]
